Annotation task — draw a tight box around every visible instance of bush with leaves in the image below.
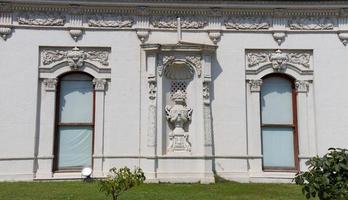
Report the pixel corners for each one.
[294,148,348,200]
[99,167,146,200]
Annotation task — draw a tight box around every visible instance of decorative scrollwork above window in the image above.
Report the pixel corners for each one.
[246,49,311,72]
[41,47,110,70]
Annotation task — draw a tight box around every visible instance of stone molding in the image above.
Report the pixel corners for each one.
[1,3,346,35]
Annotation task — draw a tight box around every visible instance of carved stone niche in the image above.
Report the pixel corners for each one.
[142,41,216,155]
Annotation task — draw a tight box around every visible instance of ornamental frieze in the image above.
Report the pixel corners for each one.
[41,47,110,69]
[151,16,207,29]
[288,17,335,30]
[247,50,311,70]
[88,14,134,28]
[224,17,271,30]
[17,12,65,26]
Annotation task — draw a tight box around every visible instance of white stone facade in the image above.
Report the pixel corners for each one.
[1,0,348,183]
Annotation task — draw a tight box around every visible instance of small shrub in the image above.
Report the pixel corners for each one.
[99,167,146,200]
[294,148,348,200]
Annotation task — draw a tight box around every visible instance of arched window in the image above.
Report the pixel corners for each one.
[54,73,94,171]
[260,75,299,171]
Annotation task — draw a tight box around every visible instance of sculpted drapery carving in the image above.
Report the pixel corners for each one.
[247,50,310,70]
[165,90,193,152]
[41,47,109,69]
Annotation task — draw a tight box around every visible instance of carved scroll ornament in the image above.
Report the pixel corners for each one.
[225,17,271,30]
[18,12,65,26]
[151,16,207,29]
[88,14,133,28]
[247,50,310,70]
[289,17,334,30]
[42,47,109,69]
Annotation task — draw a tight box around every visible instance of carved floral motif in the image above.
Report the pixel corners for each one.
[43,78,57,91]
[41,47,109,69]
[203,82,210,104]
[295,80,310,93]
[88,14,133,28]
[151,16,207,29]
[93,78,107,91]
[289,17,334,30]
[225,17,271,30]
[248,79,263,92]
[247,50,311,70]
[185,56,202,77]
[18,12,65,26]
[148,81,157,100]
[165,90,193,152]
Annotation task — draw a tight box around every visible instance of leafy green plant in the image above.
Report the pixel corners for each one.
[294,148,348,200]
[99,167,146,200]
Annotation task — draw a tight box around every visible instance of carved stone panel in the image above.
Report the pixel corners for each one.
[88,14,133,28]
[246,49,311,71]
[225,16,271,30]
[41,47,110,69]
[17,12,65,26]
[289,17,335,30]
[151,16,207,29]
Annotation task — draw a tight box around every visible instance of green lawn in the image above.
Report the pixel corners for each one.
[0,181,309,200]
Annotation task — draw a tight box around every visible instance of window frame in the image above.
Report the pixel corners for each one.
[260,73,300,172]
[53,72,96,172]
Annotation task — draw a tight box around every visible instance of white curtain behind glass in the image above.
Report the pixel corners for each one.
[261,76,295,168]
[57,73,93,169]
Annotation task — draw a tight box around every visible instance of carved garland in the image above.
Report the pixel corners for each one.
[225,16,271,30]
[151,16,207,29]
[289,17,335,30]
[18,12,65,26]
[41,47,109,69]
[88,14,134,28]
[247,50,310,70]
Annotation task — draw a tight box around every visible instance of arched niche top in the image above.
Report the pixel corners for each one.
[39,61,111,79]
[164,59,195,80]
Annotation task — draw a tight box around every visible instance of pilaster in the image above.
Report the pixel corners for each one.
[35,78,57,179]
[92,78,107,177]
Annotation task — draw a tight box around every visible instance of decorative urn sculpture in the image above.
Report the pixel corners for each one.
[165,90,193,152]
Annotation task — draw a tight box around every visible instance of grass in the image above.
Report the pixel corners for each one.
[0,181,309,200]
